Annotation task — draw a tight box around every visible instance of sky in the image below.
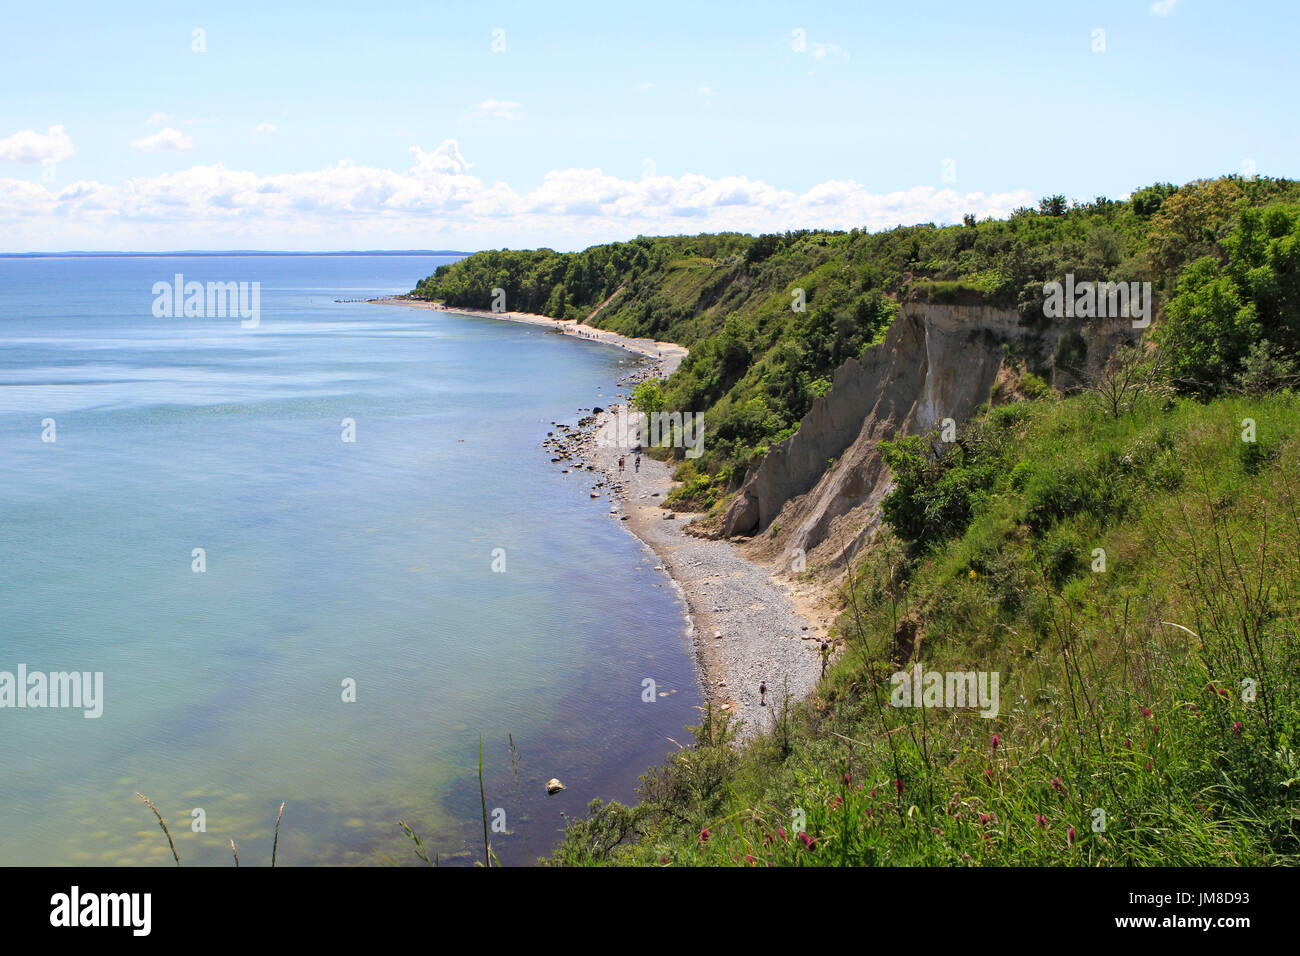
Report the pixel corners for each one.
[1,0,1296,252]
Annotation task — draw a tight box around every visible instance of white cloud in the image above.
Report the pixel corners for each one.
[254,122,277,134]
[409,139,472,175]
[635,81,653,92]
[130,127,196,153]
[0,125,75,164]
[146,112,171,126]
[464,98,525,121]
[697,86,716,97]
[0,138,1036,250]
[1150,0,1178,15]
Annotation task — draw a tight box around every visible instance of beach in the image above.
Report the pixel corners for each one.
[372,295,835,738]
[369,296,689,369]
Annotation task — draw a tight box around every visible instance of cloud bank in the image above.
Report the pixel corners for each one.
[0,138,1034,251]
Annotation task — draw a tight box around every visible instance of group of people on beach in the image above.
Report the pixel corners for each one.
[618,454,641,474]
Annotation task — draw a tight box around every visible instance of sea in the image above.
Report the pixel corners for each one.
[0,254,700,866]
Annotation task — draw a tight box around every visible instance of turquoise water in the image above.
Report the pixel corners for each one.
[0,255,699,866]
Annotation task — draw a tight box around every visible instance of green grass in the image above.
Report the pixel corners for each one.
[548,387,1300,866]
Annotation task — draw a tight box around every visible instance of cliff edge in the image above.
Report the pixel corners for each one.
[722,300,1142,572]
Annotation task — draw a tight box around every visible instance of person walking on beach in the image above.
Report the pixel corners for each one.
[635,454,641,473]
[618,455,625,473]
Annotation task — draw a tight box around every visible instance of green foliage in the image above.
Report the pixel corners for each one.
[665,459,722,511]
[1130,182,1179,218]
[532,176,1300,869]
[414,176,1300,488]
[551,389,1300,868]
[878,421,1006,554]
[1159,202,1300,395]
[631,379,665,416]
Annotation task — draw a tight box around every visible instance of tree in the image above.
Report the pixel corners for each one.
[1158,257,1259,394]
[1038,195,1068,217]
[1084,343,1170,419]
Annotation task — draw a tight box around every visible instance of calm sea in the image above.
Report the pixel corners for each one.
[0,255,699,866]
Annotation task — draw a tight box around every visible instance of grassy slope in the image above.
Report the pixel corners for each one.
[550,389,1300,866]
[408,177,1300,866]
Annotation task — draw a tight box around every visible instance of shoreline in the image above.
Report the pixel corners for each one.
[369,296,689,371]
[371,295,833,739]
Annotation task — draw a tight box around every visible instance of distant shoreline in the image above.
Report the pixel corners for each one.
[369,295,690,370]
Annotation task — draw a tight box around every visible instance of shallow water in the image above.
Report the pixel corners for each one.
[0,255,699,866]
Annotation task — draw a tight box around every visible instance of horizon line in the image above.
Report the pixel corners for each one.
[0,250,474,259]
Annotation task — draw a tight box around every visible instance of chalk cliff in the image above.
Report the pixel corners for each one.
[722,300,1142,571]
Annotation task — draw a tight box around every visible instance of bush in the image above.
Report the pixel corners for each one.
[879,428,1001,552]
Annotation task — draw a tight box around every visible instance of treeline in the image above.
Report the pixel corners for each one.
[413,176,1300,503]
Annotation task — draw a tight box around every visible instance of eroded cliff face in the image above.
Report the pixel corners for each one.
[722,300,1140,572]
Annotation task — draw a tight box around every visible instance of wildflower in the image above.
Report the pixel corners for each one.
[895,779,905,794]
[744,854,757,865]
[984,768,993,780]
[991,733,1001,752]
[1050,777,1064,793]
[1124,737,1132,749]
[776,827,788,842]
[1233,721,1243,736]
[1067,826,1076,846]
[869,789,877,798]
[1145,761,1152,770]
[978,812,991,826]
[844,772,852,784]
[1190,704,1198,714]
[829,795,843,811]
[798,831,816,849]
[1036,814,1048,828]
[699,828,710,843]
[1141,707,1151,718]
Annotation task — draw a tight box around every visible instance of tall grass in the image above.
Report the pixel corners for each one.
[137,795,286,866]
[550,389,1300,866]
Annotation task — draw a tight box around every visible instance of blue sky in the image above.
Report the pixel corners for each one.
[1,0,1296,251]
